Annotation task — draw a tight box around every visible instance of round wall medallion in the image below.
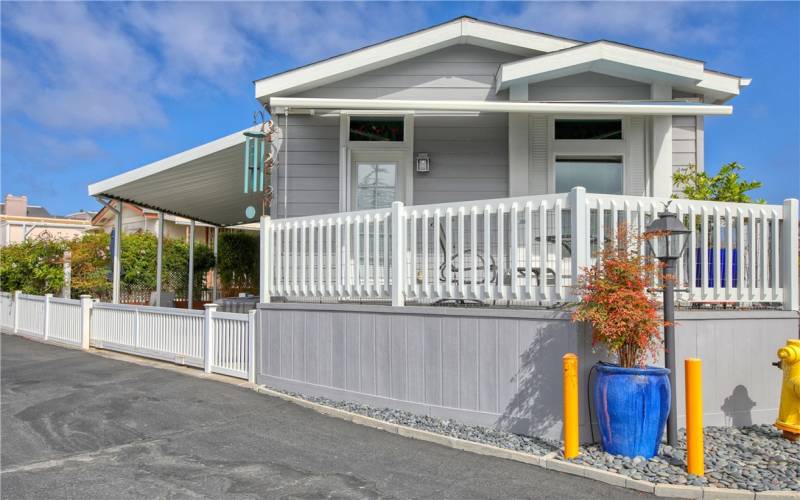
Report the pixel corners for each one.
[245,206,256,219]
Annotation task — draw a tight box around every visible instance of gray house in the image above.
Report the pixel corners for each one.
[90,17,797,440]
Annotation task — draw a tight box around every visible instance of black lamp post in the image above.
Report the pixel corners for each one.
[645,210,690,447]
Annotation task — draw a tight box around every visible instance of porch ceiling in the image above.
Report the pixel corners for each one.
[88,127,263,227]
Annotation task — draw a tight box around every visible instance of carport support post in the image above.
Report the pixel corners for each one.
[259,215,271,303]
[212,226,219,302]
[80,295,93,350]
[112,201,122,304]
[156,211,164,307]
[203,303,217,374]
[188,220,195,310]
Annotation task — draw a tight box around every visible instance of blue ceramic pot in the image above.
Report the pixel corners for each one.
[592,363,671,458]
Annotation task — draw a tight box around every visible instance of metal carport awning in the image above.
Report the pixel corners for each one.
[88,126,264,227]
[268,97,732,116]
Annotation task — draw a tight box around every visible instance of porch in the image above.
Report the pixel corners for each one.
[260,187,799,312]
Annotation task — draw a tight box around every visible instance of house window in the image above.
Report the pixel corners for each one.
[349,117,404,142]
[355,163,397,209]
[555,119,622,140]
[555,157,623,195]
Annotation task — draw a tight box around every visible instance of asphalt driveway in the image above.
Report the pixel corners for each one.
[1,334,654,499]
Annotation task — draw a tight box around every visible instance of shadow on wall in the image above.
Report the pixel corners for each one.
[721,385,756,427]
[495,322,566,440]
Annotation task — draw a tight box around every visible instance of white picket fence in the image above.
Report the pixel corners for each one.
[264,187,799,310]
[1,292,255,381]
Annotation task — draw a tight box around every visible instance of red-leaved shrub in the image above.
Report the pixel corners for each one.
[572,225,666,368]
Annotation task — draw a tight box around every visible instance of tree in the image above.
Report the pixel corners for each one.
[672,162,764,203]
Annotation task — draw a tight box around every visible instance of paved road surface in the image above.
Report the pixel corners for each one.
[1,334,655,499]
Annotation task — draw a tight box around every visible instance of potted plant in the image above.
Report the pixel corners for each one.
[572,226,670,459]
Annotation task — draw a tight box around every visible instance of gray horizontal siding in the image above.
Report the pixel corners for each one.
[273,114,340,218]
[292,45,519,102]
[413,114,508,204]
[528,72,650,101]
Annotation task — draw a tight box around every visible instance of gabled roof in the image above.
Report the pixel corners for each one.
[254,16,581,100]
[495,40,749,102]
[255,16,750,104]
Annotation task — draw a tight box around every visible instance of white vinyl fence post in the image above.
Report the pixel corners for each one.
[568,187,588,295]
[260,215,271,303]
[203,303,217,374]
[13,290,20,334]
[782,198,799,311]
[247,309,256,384]
[391,201,406,307]
[43,293,52,340]
[80,295,93,350]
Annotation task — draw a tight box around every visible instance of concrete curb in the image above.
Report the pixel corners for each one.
[6,332,799,499]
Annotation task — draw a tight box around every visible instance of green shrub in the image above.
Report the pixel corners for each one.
[0,239,67,294]
[217,231,259,292]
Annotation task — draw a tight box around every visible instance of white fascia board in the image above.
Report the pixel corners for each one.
[497,42,704,92]
[697,71,745,96]
[269,97,732,116]
[88,126,257,196]
[255,21,463,100]
[460,18,579,54]
[254,18,581,100]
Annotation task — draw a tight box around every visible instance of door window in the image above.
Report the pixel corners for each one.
[355,162,397,209]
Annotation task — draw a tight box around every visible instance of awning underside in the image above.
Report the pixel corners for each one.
[92,142,262,227]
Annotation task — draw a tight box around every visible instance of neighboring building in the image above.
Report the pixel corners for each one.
[0,194,94,247]
[92,201,214,245]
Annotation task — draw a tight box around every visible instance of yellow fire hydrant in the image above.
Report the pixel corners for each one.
[775,339,800,441]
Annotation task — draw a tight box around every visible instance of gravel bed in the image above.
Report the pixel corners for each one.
[563,425,800,492]
[270,388,557,456]
[268,387,798,493]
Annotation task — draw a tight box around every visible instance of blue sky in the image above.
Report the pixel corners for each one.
[2,1,798,215]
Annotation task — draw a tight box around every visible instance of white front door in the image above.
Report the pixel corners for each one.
[353,161,398,210]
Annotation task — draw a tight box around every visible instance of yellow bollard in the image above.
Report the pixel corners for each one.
[685,358,704,476]
[563,353,579,459]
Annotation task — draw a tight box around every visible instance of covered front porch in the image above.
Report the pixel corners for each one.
[88,98,798,313]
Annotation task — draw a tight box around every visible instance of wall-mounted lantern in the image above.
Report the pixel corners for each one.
[415,153,431,173]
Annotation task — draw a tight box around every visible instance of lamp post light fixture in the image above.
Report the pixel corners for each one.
[644,209,691,447]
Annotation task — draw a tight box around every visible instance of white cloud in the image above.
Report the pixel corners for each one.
[483,2,739,47]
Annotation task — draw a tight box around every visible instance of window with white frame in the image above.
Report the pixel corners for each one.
[555,119,622,140]
[555,156,623,195]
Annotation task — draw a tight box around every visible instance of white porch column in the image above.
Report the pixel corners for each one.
[112,201,122,304]
[259,215,271,303]
[188,220,195,310]
[156,211,164,307]
[508,84,530,197]
[212,226,219,302]
[782,198,799,311]
[651,84,673,198]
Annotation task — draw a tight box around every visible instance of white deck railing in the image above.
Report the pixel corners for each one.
[1,293,256,381]
[263,187,799,310]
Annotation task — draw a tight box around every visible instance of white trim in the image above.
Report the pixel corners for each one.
[495,40,747,99]
[88,126,260,197]
[340,114,414,211]
[270,97,732,116]
[255,17,578,100]
[547,116,630,194]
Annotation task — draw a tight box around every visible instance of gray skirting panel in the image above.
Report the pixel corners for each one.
[256,303,798,442]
